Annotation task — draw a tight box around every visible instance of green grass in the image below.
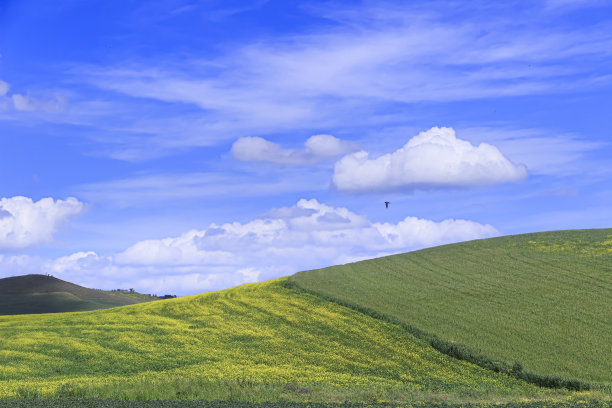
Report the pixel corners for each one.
[0,401,610,408]
[0,275,158,315]
[0,400,610,408]
[0,293,133,315]
[0,279,553,402]
[288,229,612,387]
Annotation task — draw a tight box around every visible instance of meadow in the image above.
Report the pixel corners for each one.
[0,293,131,315]
[288,229,612,387]
[0,279,552,402]
[0,229,610,406]
[0,275,156,315]
[0,399,610,408]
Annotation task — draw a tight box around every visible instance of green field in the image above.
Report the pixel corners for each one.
[0,293,136,315]
[0,399,610,408]
[0,229,610,404]
[0,279,550,402]
[0,275,159,315]
[288,229,612,386]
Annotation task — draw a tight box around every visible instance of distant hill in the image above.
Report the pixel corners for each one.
[288,229,612,385]
[0,274,159,315]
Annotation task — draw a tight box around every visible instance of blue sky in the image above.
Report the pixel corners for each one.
[1,0,611,295]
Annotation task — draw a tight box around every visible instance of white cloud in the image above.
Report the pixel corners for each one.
[11,93,65,113]
[76,171,327,208]
[0,80,10,111]
[67,3,612,159]
[0,199,498,295]
[11,94,36,111]
[460,127,603,176]
[231,134,359,164]
[0,79,65,113]
[115,231,236,265]
[51,251,109,275]
[332,127,527,193]
[0,196,84,252]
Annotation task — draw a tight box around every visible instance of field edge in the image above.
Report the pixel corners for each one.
[282,279,592,393]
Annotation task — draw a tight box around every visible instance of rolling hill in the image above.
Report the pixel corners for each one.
[0,274,158,315]
[288,229,612,386]
[0,278,542,401]
[0,229,609,404]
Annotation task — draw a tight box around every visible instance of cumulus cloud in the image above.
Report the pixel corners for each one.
[0,199,498,295]
[0,196,84,251]
[332,127,527,193]
[231,134,359,164]
[115,232,236,266]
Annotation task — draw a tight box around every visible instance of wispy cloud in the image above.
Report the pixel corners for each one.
[62,2,612,159]
[0,79,66,114]
[460,127,606,176]
[85,18,612,104]
[544,0,611,11]
[76,171,328,208]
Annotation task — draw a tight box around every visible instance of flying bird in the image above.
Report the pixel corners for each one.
[385,201,390,208]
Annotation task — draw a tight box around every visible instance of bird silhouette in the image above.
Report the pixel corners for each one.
[385,201,390,208]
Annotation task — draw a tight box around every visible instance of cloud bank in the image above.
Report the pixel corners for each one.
[332,127,527,193]
[0,196,84,251]
[0,199,497,295]
[115,198,497,269]
[231,135,359,164]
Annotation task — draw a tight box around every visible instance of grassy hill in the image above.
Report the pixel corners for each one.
[0,278,549,402]
[0,275,157,315]
[288,229,612,386]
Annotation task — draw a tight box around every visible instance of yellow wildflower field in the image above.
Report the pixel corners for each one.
[0,278,537,399]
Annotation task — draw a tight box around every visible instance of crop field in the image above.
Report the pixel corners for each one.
[0,278,550,402]
[288,229,612,386]
[0,399,610,408]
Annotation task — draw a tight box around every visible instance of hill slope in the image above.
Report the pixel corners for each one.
[0,279,541,400]
[288,229,612,385]
[0,275,153,315]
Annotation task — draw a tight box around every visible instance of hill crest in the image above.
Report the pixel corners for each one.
[0,274,155,315]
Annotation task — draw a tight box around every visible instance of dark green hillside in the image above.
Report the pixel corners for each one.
[0,274,157,315]
[288,229,612,385]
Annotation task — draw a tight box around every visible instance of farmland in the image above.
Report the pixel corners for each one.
[0,399,611,408]
[0,229,609,406]
[0,278,547,402]
[288,229,612,387]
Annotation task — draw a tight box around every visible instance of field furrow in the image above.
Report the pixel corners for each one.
[289,229,612,385]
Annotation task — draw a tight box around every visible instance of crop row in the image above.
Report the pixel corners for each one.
[288,229,612,385]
